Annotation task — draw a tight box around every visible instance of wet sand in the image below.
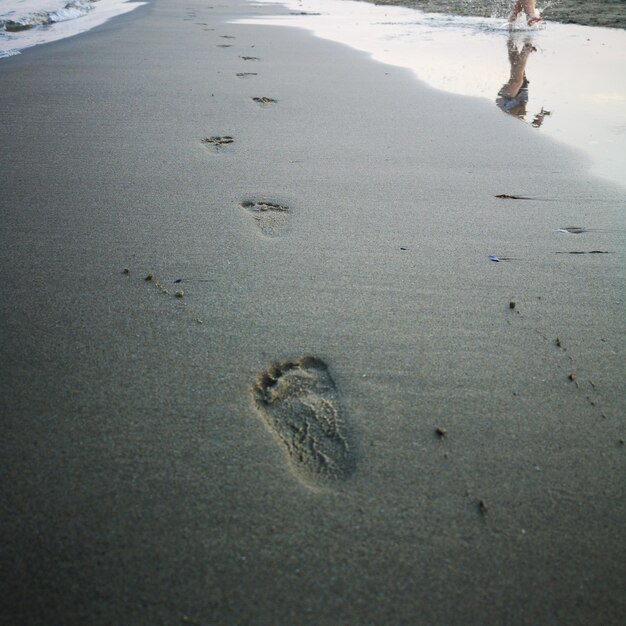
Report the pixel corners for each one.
[1,0,625,624]
[367,0,626,29]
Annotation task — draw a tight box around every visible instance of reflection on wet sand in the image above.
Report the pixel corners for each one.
[496,36,550,127]
[237,0,626,188]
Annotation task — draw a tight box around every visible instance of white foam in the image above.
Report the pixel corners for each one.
[236,0,626,189]
[0,0,146,58]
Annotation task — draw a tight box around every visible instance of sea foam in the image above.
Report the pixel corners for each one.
[0,0,145,58]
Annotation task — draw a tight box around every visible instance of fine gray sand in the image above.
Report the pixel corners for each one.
[1,0,625,625]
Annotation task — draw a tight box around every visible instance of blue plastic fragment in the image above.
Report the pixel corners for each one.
[488,255,500,262]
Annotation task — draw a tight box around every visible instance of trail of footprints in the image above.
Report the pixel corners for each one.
[195,21,354,487]
[173,11,355,486]
[194,22,352,486]
[200,35,284,235]
[195,24,349,486]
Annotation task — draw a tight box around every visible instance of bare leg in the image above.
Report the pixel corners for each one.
[509,0,538,25]
[508,0,524,23]
[500,38,535,98]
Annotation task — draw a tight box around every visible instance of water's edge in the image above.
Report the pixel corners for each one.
[237,0,626,189]
[0,0,146,58]
[357,0,626,30]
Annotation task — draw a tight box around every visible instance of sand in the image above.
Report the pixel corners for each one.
[0,0,624,624]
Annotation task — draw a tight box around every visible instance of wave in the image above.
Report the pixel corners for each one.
[0,1,94,32]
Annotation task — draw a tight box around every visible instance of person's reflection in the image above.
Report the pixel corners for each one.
[496,36,550,127]
[496,37,534,119]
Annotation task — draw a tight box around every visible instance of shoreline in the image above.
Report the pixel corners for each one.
[363,0,626,30]
[239,0,626,190]
[0,0,147,58]
[1,0,624,624]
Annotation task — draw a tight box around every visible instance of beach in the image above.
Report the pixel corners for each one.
[1,0,625,624]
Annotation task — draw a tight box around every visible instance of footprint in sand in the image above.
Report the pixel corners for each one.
[241,200,289,237]
[253,357,354,486]
[252,97,277,106]
[202,136,234,151]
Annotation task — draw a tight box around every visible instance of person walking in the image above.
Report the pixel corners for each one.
[508,0,542,27]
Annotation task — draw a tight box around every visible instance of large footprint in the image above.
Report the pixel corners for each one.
[253,357,354,486]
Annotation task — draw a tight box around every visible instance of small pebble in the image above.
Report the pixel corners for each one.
[122,268,130,275]
[145,273,154,282]
[435,427,448,439]
[509,301,516,309]
[175,290,184,298]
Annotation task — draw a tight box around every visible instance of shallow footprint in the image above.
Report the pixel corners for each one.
[252,97,277,106]
[202,136,233,151]
[241,200,289,237]
[253,357,354,486]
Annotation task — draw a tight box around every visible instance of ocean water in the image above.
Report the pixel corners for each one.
[238,0,626,189]
[0,0,145,58]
